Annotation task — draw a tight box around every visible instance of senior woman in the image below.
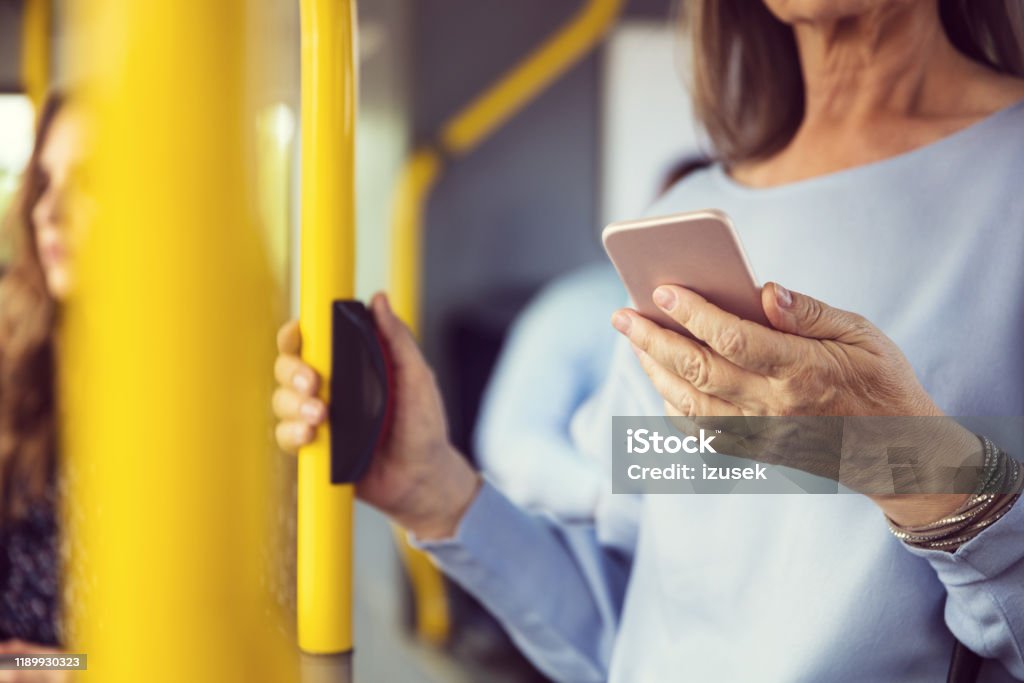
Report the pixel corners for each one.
[274,0,1024,680]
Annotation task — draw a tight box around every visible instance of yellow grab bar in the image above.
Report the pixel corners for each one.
[389,148,442,336]
[388,0,625,644]
[61,2,296,680]
[20,0,51,110]
[441,0,626,154]
[297,0,358,656]
[393,0,625,334]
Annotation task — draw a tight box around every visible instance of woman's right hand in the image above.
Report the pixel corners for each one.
[273,293,481,540]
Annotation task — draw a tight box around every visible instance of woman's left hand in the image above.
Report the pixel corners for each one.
[612,282,976,525]
[613,282,938,419]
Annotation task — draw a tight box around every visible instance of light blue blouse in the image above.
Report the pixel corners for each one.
[417,100,1024,682]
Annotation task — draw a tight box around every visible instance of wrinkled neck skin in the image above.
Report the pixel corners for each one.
[734,1,1024,187]
[795,2,959,124]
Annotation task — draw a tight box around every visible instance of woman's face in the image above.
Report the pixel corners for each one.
[761,0,922,23]
[32,108,91,301]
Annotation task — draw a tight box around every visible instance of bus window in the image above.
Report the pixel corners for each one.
[0,94,35,246]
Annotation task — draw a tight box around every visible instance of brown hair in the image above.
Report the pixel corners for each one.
[0,93,67,524]
[685,0,1024,164]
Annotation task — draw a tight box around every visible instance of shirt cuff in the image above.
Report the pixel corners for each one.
[900,492,1024,585]
[409,478,538,566]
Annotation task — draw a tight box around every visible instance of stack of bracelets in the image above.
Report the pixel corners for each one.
[886,435,1024,552]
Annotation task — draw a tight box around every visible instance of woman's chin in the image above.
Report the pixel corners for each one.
[45,269,72,302]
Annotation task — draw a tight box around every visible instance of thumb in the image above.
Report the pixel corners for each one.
[762,282,871,342]
[369,292,427,374]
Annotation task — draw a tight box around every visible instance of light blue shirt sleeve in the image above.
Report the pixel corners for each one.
[411,479,631,682]
[903,493,1024,679]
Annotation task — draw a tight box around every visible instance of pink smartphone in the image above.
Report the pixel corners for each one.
[602,209,770,338]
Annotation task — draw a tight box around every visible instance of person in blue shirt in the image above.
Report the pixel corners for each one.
[473,263,623,521]
[472,157,713,522]
[273,1,1024,680]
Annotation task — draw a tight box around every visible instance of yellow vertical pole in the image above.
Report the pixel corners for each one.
[388,149,441,335]
[297,0,357,657]
[20,0,51,110]
[388,0,625,644]
[61,2,296,682]
[256,104,297,301]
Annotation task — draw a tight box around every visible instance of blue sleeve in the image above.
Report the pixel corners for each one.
[902,492,1024,679]
[411,480,631,683]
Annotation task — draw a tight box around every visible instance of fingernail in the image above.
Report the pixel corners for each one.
[653,287,676,310]
[301,400,324,422]
[612,312,632,334]
[774,283,792,309]
[293,372,311,392]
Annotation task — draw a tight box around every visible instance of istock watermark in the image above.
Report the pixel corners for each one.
[626,427,718,454]
[611,416,1024,495]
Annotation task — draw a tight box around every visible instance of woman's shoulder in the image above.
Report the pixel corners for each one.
[946,70,1024,142]
[645,161,722,216]
[966,69,1024,111]
[963,87,1024,162]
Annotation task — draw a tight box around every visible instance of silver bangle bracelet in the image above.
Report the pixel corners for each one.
[886,435,1024,551]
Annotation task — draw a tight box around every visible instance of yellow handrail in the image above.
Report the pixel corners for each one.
[388,0,625,645]
[61,2,296,680]
[389,148,442,335]
[440,0,626,155]
[297,0,358,656]
[20,0,51,111]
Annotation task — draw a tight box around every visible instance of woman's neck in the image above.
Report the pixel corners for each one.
[795,2,959,124]
[733,2,1024,188]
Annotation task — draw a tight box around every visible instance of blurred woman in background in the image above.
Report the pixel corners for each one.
[0,92,84,681]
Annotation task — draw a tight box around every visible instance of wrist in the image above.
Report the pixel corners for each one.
[396,446,482,541]
[880,435,1023,550]
[870,493,971,527]
[866,417,982,525]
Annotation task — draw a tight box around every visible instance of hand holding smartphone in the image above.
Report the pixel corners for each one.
[602,209,770,338]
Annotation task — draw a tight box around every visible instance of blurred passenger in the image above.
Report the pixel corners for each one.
[274,1,1024,680]
[472,263,621,519]
[474,159,710,520]
[0,92,85,681]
